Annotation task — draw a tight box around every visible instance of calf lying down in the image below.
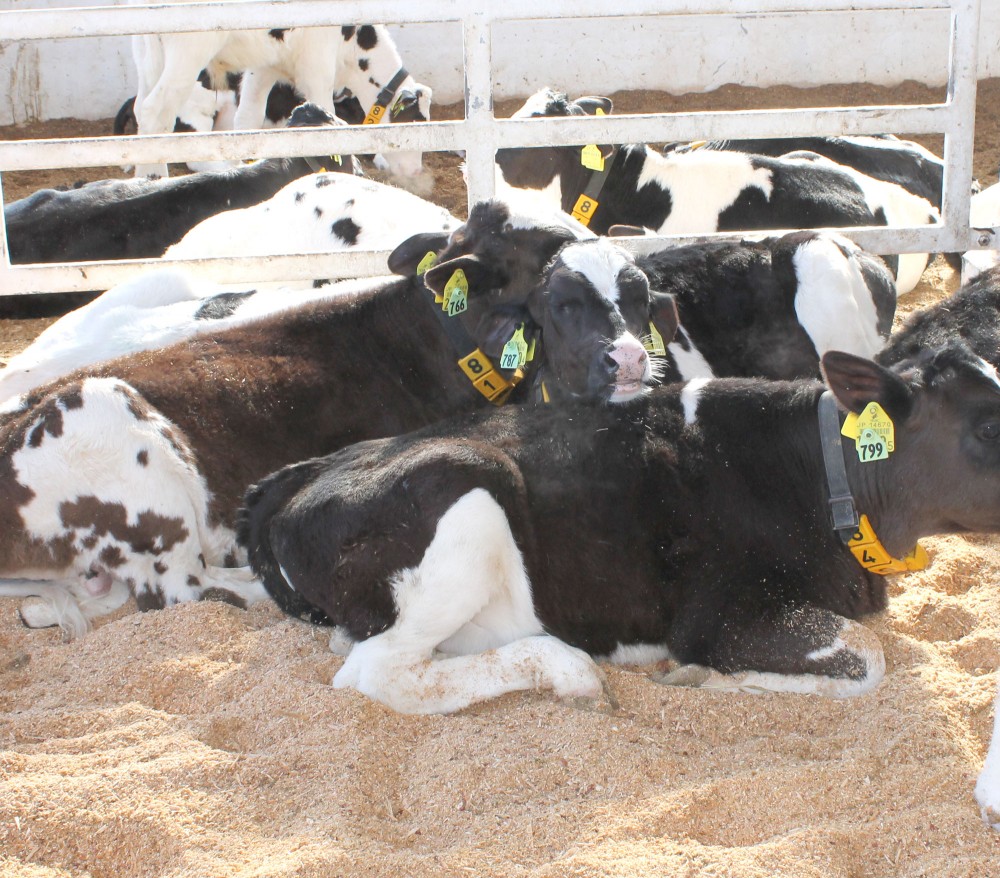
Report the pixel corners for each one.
[4,102,359,265]
[0,173,461,402]
[496,88,937,294]
[239,343,1000,829]
[0,233,672,639]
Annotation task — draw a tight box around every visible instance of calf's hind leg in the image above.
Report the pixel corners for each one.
[333,488,605,714]
[657,603,885,698]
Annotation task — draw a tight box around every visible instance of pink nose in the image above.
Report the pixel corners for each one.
[609,333,648,380]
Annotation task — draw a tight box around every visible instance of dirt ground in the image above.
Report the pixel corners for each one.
[1,81,1000,878]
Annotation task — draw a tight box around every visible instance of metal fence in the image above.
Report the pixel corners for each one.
[0,0,989,296]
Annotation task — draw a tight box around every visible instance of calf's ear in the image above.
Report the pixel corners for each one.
[388,232,450,275]
[651,292,680,347]
[287,102,339,128]
[574,96,614,116]
[476,308,534,358]
[608,224,649,237]
[423,253,498,297]
[821,351,914,419]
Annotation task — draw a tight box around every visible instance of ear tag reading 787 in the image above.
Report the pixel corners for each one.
[500,325,529,370]
[443,269,469,316]
[841,402,895,463]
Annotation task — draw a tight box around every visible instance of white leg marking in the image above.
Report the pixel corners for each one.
[333,489,604,714]
[975,673,1000,831]
[656,620,886,698]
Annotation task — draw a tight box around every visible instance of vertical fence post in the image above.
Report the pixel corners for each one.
[941,0,980,248]
[462,7,497,210]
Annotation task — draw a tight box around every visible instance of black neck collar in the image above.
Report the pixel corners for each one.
[364,67,410,124]
[570,145,620,227]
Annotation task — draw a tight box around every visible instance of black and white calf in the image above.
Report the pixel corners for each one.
[496,89,938,293]
[878,263,1000,369]
[162,171,458,280]
[130,19,431,181]
[626,230,896,381]
[5,103,358,264]
[0,176,460,401]
[240,342,1000,717]
[0,207,671,637]
[665,135,946,209]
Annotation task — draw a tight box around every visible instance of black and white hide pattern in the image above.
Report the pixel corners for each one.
[495,88,938,293]
[5,103,358,264]
[239,342,1000,717]
[664,135,946,208]
[130,20,431,181]
[625,230,897,382]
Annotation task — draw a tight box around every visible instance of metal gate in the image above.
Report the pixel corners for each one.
[0,0,988,297]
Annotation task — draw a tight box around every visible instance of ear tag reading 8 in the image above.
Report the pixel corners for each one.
[500,325,529,370]
[842,402,895,463]
[416,251,438,276]
[363,103,386,125]
[644,322,667,356]
[443,269,469,316]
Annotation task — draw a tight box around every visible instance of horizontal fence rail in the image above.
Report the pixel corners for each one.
[0,0,989,296]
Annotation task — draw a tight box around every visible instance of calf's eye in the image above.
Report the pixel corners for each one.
[976,420,1000,441]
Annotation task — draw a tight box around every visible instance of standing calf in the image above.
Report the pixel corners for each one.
[131,19,431,182]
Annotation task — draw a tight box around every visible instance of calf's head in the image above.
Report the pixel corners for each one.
[496,88,614,198]
[389,201,664,403]
[339,25,432,184]
[823,342,1000,540]
[528,239,678,403]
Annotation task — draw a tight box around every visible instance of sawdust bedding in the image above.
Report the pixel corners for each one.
[3,81,1000,877]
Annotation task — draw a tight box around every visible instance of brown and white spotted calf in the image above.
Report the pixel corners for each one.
[239,342,1000,715]
[0,221,675,638]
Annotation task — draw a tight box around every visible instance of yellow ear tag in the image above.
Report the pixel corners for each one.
[416,251,438,276]
[581,108,607,171]
[581,144,605,172]
[644,322,667,356]
[849,402,895,463]
[443,269,468,316]
[526,335,537,363]
[500,325,529,370]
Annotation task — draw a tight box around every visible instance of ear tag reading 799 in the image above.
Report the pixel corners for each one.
[500,325,529,370]
[644,322,667,356]
[841,402,895,463]
[443,269,469,316]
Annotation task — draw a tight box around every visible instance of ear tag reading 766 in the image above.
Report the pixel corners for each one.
[841,402,895,463]
[644,322,667,356]
[580,107,607,171]
[500,325,529,370]
[443,269,469,316]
